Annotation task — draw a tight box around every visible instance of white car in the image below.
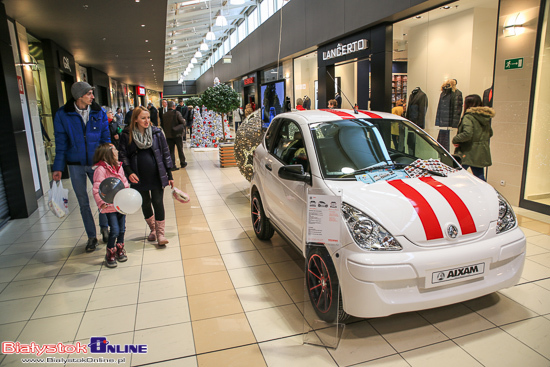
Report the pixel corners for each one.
[250,109,525,323]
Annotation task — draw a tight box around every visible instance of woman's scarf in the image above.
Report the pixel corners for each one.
[132,125,153,149]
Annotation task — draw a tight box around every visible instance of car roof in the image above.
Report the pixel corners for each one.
[273,109,405,126]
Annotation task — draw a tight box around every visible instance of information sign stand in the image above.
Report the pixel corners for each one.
[302,188,344,349]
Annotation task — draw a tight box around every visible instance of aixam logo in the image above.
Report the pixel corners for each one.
[88,337,147,354]
[432,263,485,284]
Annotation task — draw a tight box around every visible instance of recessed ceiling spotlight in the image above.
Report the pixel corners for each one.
[141,24,145,27]
[135,0,140,2]
[145,40,149,42]
[441,5,451,9]
[148,50,151,52]
[415,15,423,19]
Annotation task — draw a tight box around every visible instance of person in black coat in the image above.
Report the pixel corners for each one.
[118,106,174,246]
[161,101,187,168]
[124,106,134,125]
[158,99,168,125]
[148,103,159,126]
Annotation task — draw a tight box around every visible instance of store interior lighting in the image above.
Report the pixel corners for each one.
[504,12,525,37]
[200,41,209,50]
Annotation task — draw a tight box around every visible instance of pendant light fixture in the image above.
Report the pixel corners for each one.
[206,29,216,40]
[194,50,202,58]
[191,57,198,64]
[230,0,244,4]
[215,0,227,26]
[200,41,209,50]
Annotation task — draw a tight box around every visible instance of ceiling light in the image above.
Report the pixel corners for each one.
[504,12,525,37]
[191,57,197,63]
[141,24,145,27]
[230,0,245,4]
[215,15,227,27]
[200,42,209,50]
[194,51,202,58]
[145,40,149,42]
[415,15,423,19]
[171,46,178,50]
[189,63,194,68]
[148,50,151,52]
[206,30,216,40]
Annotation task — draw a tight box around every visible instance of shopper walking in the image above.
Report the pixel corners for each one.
[159,99,168,125]
[119,107,174,246]
[114,107,124,128]
[161,101,187,170]
[92,143,130,268]
[104,107,120,149]
[452,94,494,181]
[52,81,110,252]
[148,102,159,126]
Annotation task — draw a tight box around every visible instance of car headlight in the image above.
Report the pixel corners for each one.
[341,203,402,251]
[496,192,517,234]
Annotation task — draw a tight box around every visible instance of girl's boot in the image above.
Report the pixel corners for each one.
[145,216,156,241]
[155,220,169,246]
[116,243,127,262]
[105,247,117,268]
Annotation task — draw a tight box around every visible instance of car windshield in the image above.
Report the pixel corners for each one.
[310,118,460,179]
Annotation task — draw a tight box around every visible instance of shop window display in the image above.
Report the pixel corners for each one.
[393,0,498,142]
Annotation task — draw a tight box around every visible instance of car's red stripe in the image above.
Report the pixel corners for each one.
[419,177,476,235]
[357,110,382,118]
[388,180,443,240]
[318,109,356,119]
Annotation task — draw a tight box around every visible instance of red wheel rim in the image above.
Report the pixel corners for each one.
[251,197,262,234]
[307,253,333,314]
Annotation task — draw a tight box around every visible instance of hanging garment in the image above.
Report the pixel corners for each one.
[406,88,428,129]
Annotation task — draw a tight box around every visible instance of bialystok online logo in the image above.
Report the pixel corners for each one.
[2,336,148,356]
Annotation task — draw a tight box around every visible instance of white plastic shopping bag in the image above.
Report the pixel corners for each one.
[48,181,69,218]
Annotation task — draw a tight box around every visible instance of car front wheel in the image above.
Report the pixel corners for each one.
[251,191,274,240]
[306,246,350,324]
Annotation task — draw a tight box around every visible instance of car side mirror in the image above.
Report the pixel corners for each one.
[278,164,311,184]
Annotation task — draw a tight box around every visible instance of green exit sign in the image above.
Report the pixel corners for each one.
[505,58,523,70]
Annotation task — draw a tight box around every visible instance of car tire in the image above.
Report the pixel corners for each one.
[251,191,275,240]
[306,246,350,324]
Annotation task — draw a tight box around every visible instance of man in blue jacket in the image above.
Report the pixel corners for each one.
[52,82,111,252]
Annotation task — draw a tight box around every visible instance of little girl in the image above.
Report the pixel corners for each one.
[92,143,130,268]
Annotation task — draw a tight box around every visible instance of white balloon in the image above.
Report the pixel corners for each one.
[113,188,142,215]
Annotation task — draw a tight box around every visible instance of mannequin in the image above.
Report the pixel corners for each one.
[406,87,428,129]
[335,93,342,109]
[303,95,311,110]
[435,79,463,150]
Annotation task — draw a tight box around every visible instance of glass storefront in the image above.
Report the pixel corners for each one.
[393,0,499,151]
[293,51,317,110]
[28,34,54,181]
[523,0,550,210]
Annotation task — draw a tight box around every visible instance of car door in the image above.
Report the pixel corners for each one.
[262,118,309,244]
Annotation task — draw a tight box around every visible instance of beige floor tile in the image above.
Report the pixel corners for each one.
[526,243,548,256]
[94,265,141,288]
[246,304,304,342]
[197,344,266,367]
[183,255,226,275]
[259,334,337,367]
[419,303,495,338]
[212,227,248,242]
[132,323,195,365]
[216,238,256,254]
[520,220,550,235]
[0,252,35,268]
[180,242,220,260]
[499,282,550,315]
[59,256,104,275]
[142,246,182,264]
[136,297,190,330]
[222,250,266,270]
[0,266,23,283]
[0,321,26,343]
[501,316,550,359]
[139,276,187,303]
[0,277,54,301]
[176,223,212,235]
[46,270,99,294]
[12,260,64,281]
[258,246,301,264]
[456,328,550,367]
[185,270,234,296]
[141,260,184,281]
[228,264,278,288]
[464,292,538,325]
[0,296,41,324]
[236,282,293,312]
[528,252,550,267]
[537,278,550,291]
[369,312,448,352]
[32,289,92,319]
[527,234,550,250]
[327,320,400,366]
[521,258,550,281]
[142,356,198,366]
[76,304,136,339]
[87,283,139,311]
[2,240,44,255]
[352,354,409,366]
[281,278,305,303]
[192,313,256,354]
[401,340,483,367]
[176,215,208,225]
[188,289,243,321]
[205,211,236,222]
[207,219,243,230]
[269,260,304,281]
[18,313,83,344]
[179,232,216,246]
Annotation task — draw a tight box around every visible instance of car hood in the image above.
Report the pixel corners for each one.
[326,171,498,246]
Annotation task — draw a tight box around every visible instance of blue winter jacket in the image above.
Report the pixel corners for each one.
[52,100,110,172]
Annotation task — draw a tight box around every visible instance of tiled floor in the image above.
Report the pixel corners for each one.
[1,145,549,366]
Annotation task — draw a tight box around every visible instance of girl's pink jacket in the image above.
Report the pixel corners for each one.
[92,161,130,213]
